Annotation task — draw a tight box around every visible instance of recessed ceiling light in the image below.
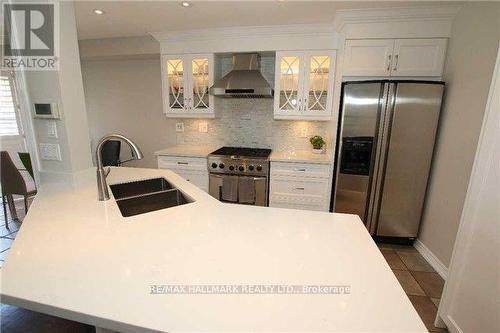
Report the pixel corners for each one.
[93,9,105,15]
[181,1,191,7]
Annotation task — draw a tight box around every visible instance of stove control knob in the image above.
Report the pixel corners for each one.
[211,162,218,169]
[229,165,235,171]
[256,165,263,172]
[248,165,255,171]
[238,165,245,172]
[219,163,225,169]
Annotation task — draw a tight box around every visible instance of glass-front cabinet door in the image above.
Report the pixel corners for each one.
[165,57,186,111]
[163,54,214,118]
[303,51,335,116]
[273,50,336,120]
[190,56,212,112]
[274,52,304,116]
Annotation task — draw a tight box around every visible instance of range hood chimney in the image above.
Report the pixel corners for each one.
[209,53,274,98]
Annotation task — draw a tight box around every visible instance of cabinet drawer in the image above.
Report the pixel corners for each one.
[157,156,207,172]
[271,177,329,196]
[269,201,326,212]
[269,176,330,211]
[271,161,331,178]
[173,169,208,192]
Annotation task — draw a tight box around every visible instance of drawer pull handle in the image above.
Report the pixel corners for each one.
[295,187,305,190]
[177,162,189,165]
[297,168,306,171]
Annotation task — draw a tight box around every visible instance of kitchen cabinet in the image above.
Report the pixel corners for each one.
[274,50,336,121]
[269,161,332,211]
[392,39,448,76]
[343,38,447,77]
[157,155,208,192]
[162,54,215,118]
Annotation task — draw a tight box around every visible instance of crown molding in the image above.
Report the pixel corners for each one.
[151,23,336,43]
[334,5,462,32]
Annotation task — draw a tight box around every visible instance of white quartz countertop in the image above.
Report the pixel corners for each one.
[155,146,335,164]
[270,149,334,164]
[0,167,425,333]
[154,145,217,158]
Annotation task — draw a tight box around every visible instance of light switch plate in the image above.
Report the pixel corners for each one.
[175,122,184,132]
[198,122,208,133]
[39,143,62,161]
[300,127,308,138]
[47,120,58,138]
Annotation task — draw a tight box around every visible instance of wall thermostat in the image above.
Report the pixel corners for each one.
[33,102,60,119]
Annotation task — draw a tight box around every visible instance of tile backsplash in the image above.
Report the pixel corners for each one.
[175,98,333,151]
[175,54,334,151]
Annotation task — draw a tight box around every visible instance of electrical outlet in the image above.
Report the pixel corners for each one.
[198,122,208,133]
[300,127,308,138]
[47,120,58,138]
[39,143,62,161]
[175,122,184,132]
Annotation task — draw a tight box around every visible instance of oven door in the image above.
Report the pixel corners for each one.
[209,174,268,206]
[239,176,267,206]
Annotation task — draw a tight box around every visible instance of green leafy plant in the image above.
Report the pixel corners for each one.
[309,135,326,149]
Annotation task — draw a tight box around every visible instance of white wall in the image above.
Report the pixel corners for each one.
[81,58,176,168]
[418,2,500,268]
[437,45,499,333]
[24,1,92,182]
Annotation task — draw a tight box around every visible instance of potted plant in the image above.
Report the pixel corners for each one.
[309,135,326,154]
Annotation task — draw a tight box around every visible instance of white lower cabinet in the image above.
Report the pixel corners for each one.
[269,161,332,212]
[157,155,208,192]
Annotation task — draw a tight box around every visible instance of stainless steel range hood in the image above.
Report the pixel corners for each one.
[209,53,274,98]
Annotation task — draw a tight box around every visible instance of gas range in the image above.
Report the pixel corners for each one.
[208,146,272,176]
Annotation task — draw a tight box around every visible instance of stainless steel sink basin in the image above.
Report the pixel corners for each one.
[109,178,193,217]
[110,177,174,200]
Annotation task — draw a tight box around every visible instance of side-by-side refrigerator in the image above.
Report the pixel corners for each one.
[331,81,444,242]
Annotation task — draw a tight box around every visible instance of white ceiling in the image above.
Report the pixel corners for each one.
[74,1,453,40]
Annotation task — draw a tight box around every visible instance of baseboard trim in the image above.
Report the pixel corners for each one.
[414,239,448,280]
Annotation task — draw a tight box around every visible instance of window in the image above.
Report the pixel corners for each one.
[0,74,21,136]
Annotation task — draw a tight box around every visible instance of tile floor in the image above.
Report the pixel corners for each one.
[377,242,447,332]
[1,201,447,332]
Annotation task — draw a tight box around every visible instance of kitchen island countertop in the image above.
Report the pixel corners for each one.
[1,167,426,333]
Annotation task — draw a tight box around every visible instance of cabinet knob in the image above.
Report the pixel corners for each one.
[393,54,399,71]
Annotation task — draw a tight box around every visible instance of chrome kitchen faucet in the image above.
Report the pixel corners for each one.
[95,134,143,201]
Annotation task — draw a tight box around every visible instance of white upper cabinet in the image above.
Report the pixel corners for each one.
[162,54,215,118]
[343,39,394,76]
[343,38,447,77]
[274,52,304,115]
[392,39,447,76]
[274,50,336,121]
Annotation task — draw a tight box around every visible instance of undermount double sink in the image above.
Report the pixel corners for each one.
[109,177,193,217]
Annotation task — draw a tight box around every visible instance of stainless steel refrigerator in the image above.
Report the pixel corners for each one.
[331,80,444,241]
